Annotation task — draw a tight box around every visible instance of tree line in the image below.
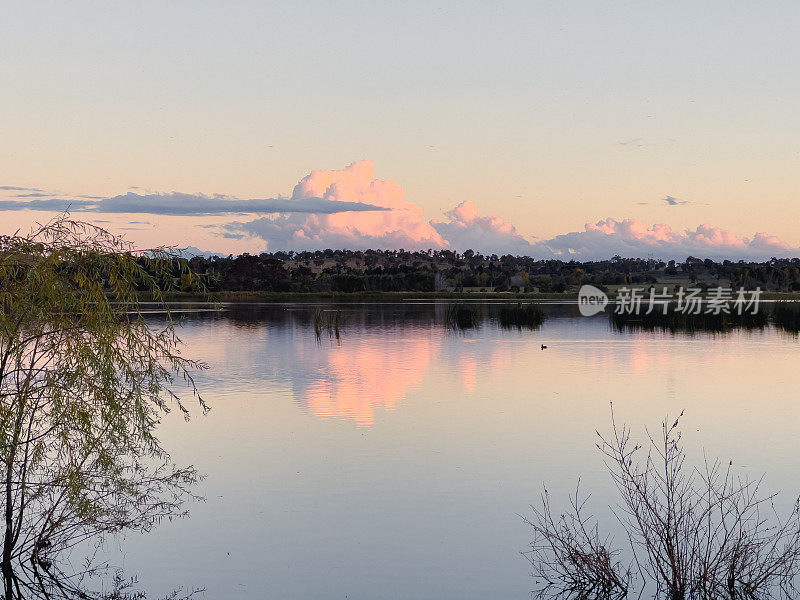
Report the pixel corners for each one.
[167,249,800,294]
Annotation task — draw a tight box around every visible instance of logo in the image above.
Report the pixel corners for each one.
[578,284,609,316]
[577,285,761,317]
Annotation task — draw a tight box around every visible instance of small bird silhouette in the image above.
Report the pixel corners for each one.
[541,344,548,350]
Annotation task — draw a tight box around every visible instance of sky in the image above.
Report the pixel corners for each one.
[1,1,799,260]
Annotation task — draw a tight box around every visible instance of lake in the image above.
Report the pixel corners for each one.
[117,302,800,599]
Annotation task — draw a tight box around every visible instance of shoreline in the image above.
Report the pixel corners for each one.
[153,289,800,303]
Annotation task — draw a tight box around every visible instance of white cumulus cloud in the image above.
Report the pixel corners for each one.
[227,161,445,250]
[6,161,795,261]
[429,201,534,255]
[533,218,795,261]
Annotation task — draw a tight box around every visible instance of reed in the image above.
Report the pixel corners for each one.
[610,304,767,332]
[771,302,800,332]
[313,307,341,339]
[445,303,479,329]
[498,302,545,329]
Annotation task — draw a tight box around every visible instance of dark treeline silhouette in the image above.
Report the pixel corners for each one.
[168,250,800,294]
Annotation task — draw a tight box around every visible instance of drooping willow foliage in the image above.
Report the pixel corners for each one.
[0,217,208,599]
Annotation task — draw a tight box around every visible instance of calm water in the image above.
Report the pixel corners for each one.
[117,303,800,599]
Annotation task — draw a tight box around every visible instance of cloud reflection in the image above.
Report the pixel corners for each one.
[303,335,442,426]
[181,306,533,427]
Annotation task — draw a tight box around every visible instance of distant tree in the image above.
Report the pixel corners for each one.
[161,245,800,296]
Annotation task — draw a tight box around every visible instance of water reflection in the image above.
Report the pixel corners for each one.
[169,302,800,431]
[121,302,800,600]
[210,304,532,425]
[305,334,441,426]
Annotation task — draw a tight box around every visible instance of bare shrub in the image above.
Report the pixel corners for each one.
[524,483,632,599]
[525,406,800,599]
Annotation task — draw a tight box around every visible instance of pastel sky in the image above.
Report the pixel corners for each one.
[2,1,799,259]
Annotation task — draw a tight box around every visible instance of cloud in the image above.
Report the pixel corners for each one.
[3,162,795,261]
[176,246,222,259]
[226,161,445,250]
[617,138,676,148]
[429,201,534,255]
[99,192,389,215]
[0,198,80,211]
[0,186,43,192]
[223,163,797,260]
[533,218,795,261]
[0,192,389,216]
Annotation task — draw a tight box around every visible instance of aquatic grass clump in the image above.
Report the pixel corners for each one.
[445,303,479,329]
[771,302,800,332]
[498,302,545,329]
[610,304,767,333]
[313,307,341,340]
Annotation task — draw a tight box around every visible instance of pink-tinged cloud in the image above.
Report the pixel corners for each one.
[586,218,683,243]
[429,200,534,255]
[223,161,797,260]
[750,232,792,252]
[538,218,795,260]
[230,161,445,250]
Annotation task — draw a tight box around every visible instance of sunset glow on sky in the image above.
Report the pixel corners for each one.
[2,2,799,259]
